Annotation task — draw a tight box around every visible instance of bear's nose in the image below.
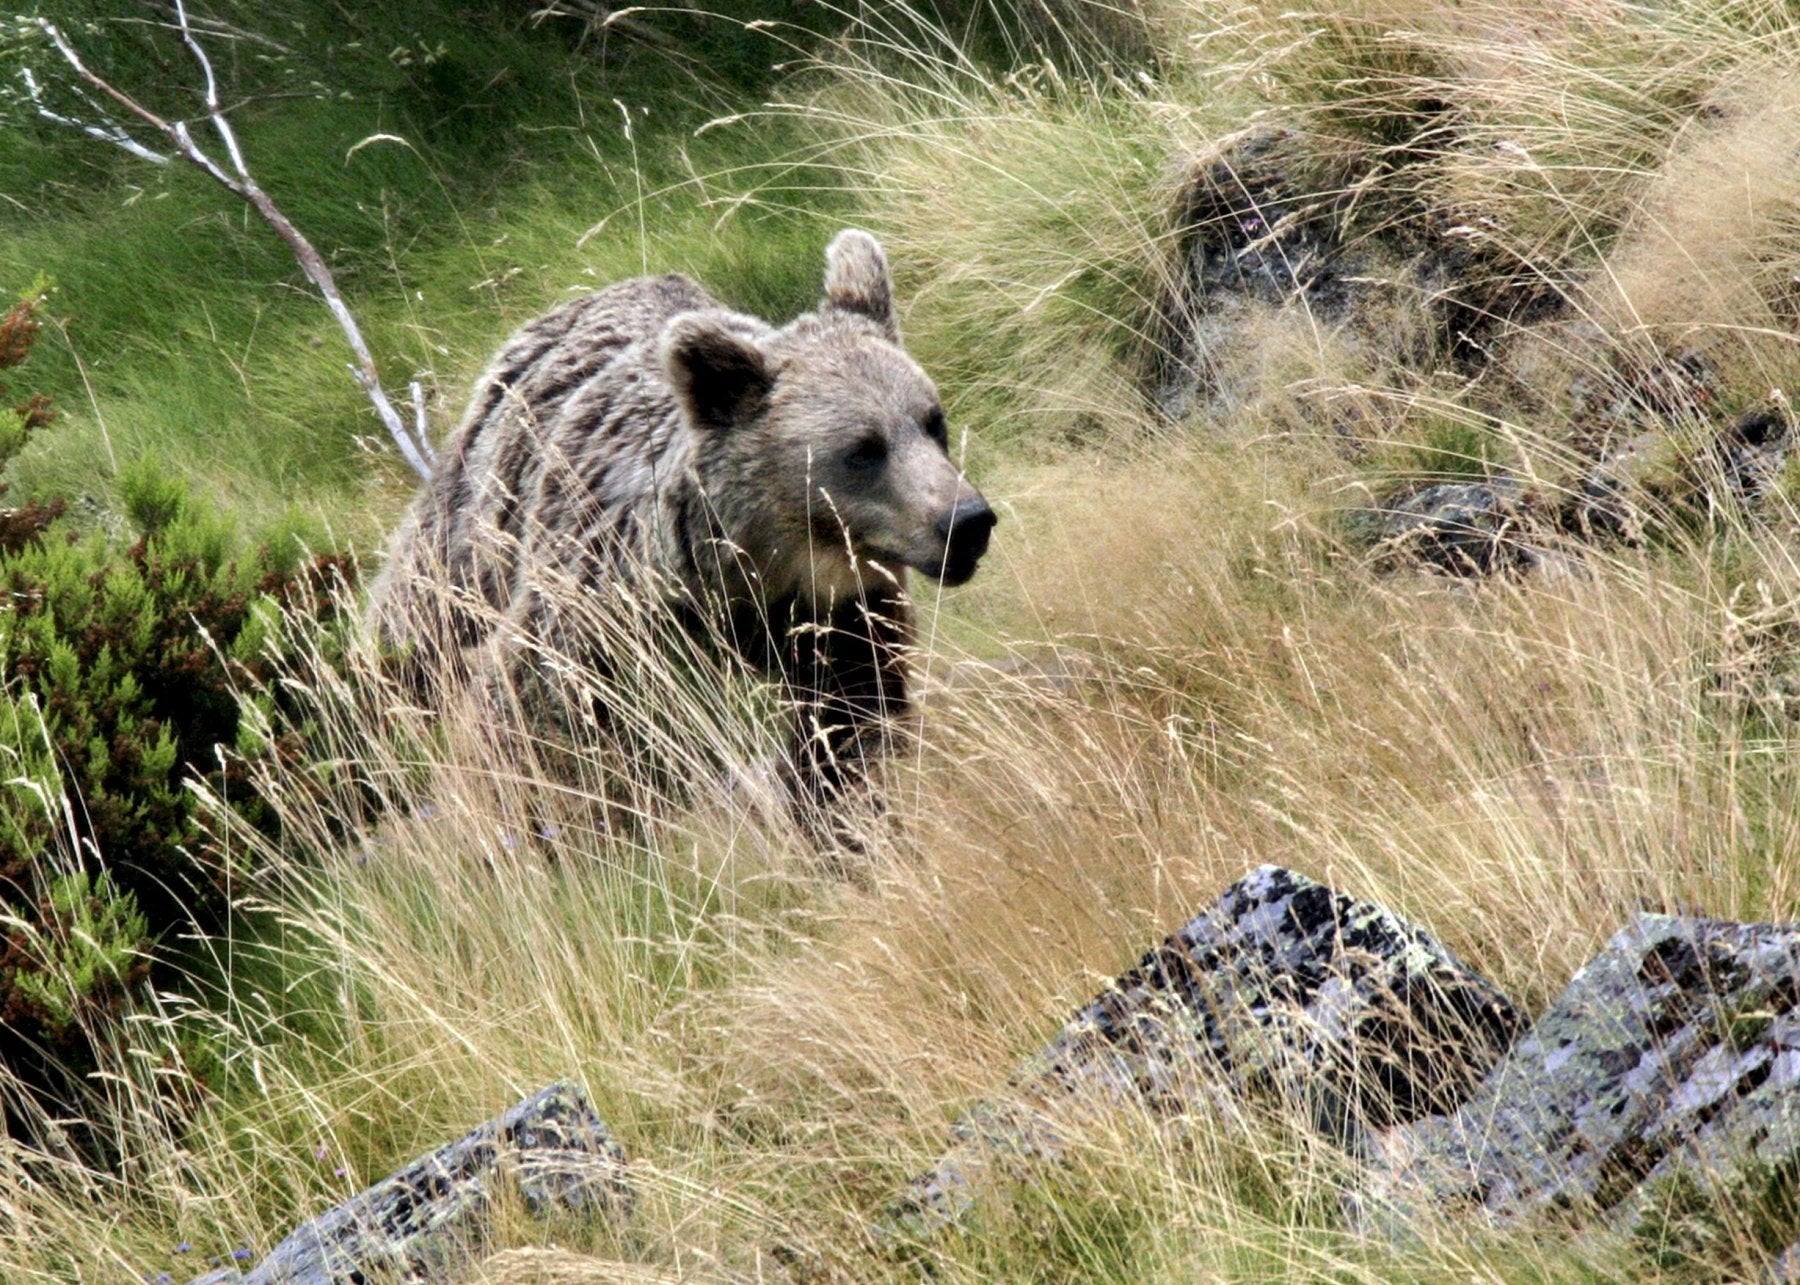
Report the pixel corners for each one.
[930,498,996,586]
[936,498,997,548]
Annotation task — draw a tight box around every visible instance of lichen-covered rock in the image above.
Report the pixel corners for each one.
[1573,431,1673,543]
[1151,134,1569,426]
[1153,130,1363,421]
[1571,403,1791,546]
[1567,348,1717,435]
[893,865,1520,1237]
[1375,478,1533,575]
[193,1081,630,1285]
[1357,914,1800,1263]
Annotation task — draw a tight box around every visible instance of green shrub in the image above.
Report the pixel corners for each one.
[0,287,355,1124]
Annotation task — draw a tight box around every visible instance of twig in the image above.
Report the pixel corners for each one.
[19,68,170,165]
[111,12,300,58]
[28,8,435,478]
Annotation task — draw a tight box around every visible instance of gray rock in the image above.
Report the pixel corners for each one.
[1151,136,1572,425]
[1575,431,1669,543]
[1357,914,1800,1263]
[1720,406,1793,506]
[892,865,1520,1237]
[1374,478,1531,575]
[1572,403,1790,544]
[1568,348,1716,433]
[1153,130,1362,421]
[194,1081,630,1285]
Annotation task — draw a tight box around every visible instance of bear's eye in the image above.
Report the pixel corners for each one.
[923,408,949,447]
[844,435,889,470]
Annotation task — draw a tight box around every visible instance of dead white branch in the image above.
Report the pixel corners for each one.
[19,67,170,165]
[29,4,435,478]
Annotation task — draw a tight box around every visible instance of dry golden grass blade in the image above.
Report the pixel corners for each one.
[472,1247,689,1284]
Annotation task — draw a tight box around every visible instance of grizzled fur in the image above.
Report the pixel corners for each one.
[367,230,995,837]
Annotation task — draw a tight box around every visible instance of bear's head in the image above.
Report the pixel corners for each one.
[661,230,996,605]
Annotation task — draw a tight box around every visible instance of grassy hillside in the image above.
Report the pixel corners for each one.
[2,0,842,539]
[4,1,1800,1281]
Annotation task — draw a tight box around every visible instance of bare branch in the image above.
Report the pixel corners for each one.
[27,15,435,479]
[34,19,175,135]
[168,119,243,194]
[173,0,248,179]
[18,68,170,164]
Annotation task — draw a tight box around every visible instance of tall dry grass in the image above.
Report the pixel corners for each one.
[9,436,1795,1281]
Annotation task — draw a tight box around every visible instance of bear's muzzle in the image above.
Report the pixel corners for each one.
[928,497,997,587]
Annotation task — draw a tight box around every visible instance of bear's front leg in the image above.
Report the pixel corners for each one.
[776,582,913,854]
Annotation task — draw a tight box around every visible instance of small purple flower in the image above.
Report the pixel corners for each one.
[232,1247,253,1262]
[537,823,561,840]
[501,831,518,850]
[314,1145,329,1160]
[173,1242,191,1254]
[417,803,439,821]
[334,1165,347,1177]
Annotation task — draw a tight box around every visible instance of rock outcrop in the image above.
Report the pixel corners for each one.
[1155,131,1794,579]
[892,865,1521,1236]
[1373,401,1793,578]
[1373,478,1532,575]
[189,1081,630,1285]
[1153,130,1567,427]
[1154,130,1383,423]
[1575,404,1794,545]
[1356,914,1800,1265]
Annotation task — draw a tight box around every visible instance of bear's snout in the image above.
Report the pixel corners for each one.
[931,497,997,586]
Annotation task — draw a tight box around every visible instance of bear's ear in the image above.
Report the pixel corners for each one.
[822,228,898,342]
[662,312,774,431]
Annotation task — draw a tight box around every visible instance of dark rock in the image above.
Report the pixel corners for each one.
[194,1081,630,1285]
[1154,130,1361,420]
[1572,403,1792,543]
[1720,405,1794,506]
[1567,349,1717,444]
[1357,914,1800,1261]
[1573,432,1670,542]
[893,865,1520,1237]
[1152,135,1575,423]
[1418,208,1571,368]
[1374,478,1531,575]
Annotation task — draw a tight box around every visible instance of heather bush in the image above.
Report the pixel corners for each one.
[0,287,355,1123]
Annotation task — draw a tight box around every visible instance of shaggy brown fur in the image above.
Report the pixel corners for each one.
[367,230,996,839]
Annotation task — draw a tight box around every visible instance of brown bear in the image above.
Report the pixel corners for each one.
[366,229,996,840]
